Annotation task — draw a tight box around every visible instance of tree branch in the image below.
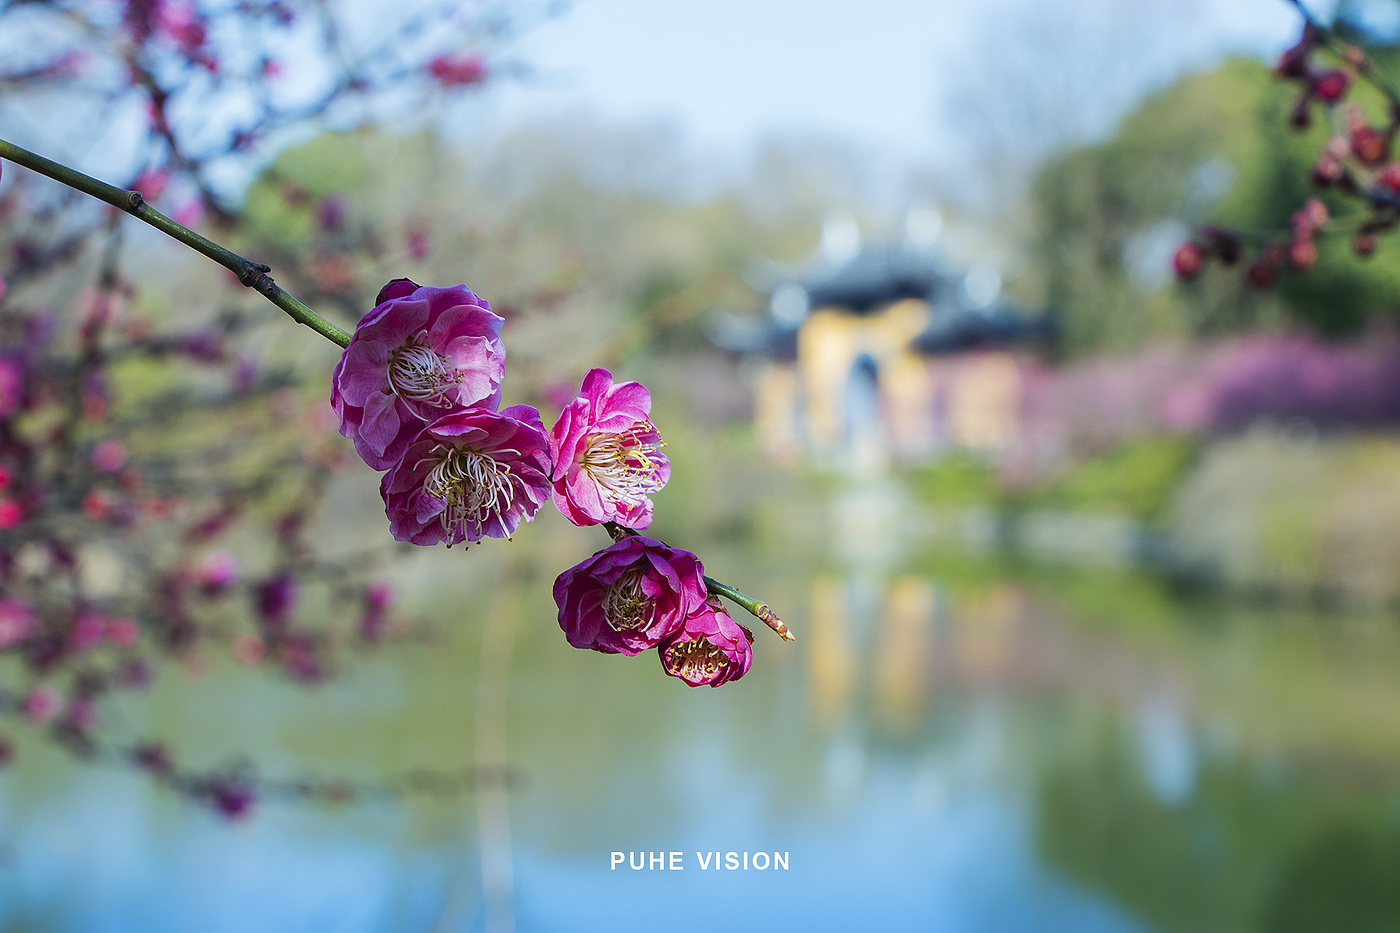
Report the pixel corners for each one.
[0,136,352,348]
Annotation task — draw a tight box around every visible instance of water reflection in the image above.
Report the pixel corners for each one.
[4,468,1400,932]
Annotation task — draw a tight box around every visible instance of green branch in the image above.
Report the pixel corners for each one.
[0,137,351,348]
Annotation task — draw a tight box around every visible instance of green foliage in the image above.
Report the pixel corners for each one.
[1022,435,1199,521]
[1031,55,1400,355]
[910,436,1197,522]
[1036,725,1400,933]
[909,452,1001,505]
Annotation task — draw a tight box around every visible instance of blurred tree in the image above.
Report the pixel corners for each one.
[0,0,539,814]
[1030,27,1400,356]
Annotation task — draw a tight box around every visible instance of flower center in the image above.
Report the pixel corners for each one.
[662,636,727,682]
[420,445,513,541]
[388,334,462,406]
[603,568,653,631]
[580,421,666,505]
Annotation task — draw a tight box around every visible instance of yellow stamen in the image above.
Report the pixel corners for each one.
[603,568,653,631]
[663,636,727,683]
[580,421,666,506]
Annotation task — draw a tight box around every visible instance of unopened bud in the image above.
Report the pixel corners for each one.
[1312,153,1344,186]
[1352,126,1389,165]
[1288,237,1319,271]
[1173,242,1205,279]
[1290,91,1312,130]
[1354,233,1377,256]
[1312,70,1351,104]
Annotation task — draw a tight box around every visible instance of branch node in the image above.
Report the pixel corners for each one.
[239,265,271,289]
[126,190,144,210]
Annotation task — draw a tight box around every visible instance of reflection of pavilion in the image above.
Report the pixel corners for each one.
[730,236,1053,466]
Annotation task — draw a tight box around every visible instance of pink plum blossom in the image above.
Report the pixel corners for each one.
[553,536,706,656]
[0,357,23,418]
[659,598,753,687]
[106,617,140,647]
[26,685,64,724]
[0,598,34,649]
[381,405,552,547]
[549,368,669,529]
[198,551,239,594]
[332,279,506,470]
[92,439,127,472]
[70,613,106,652]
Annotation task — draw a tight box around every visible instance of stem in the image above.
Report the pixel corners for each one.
[603,521,794,641]
[0,137,351,348]
[702,575,794,642]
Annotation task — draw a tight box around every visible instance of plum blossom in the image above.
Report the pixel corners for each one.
[549,368,669,529]
[0,598,34,649]
[659,598,753,687]
[553,536,706,656]
[26,685,64,724]
[381,405,552,547]
[332,279,505,470]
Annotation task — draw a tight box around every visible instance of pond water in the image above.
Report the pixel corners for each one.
[3,454,1400,933]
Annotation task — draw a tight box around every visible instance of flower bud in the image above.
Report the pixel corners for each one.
[1354,233,1377,256]
[1312,153,1344,186]
[1202,226,1242,266]
[1290,91,1312,129]
[1377,163,1400,192]
[1172,242,1205,280]
[1352,125,1389,165]
[1289,237,1319,271]
[1312,70,1351,104]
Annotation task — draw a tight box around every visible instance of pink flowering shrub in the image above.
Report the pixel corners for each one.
[549,368,670,529]
[0,598,34,649]
[331,279,505,470]
[553,537,707,655]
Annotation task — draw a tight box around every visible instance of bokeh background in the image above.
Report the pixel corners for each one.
[5,0,1400,930]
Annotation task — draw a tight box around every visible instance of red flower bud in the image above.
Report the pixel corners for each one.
[1312,70,1351,104]
[1200,226,1242,266]
[1352,126,1389,165]
[1275,46,1310,79]
[1290,91,1312,130]
[1354,233,1377,256]
[1303,197,1329,228]
[1288,237,1318,270]
[1173,242,1205,280]
[1377,163,1400,192]
[1312,153,1344,186]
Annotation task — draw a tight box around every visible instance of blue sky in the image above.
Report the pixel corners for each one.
[488,0,1313,184]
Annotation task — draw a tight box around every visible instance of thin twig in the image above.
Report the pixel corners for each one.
[0,137,352,348]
